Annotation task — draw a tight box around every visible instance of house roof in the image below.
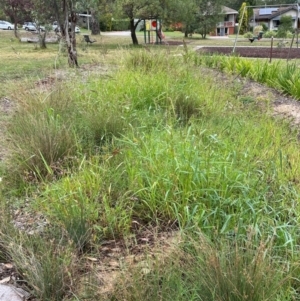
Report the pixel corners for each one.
[253,5,298,21]
[222,6,238,15]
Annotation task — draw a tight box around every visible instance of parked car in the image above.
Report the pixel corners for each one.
[22,22,45,32]
[52,21,80,33]
[0,20,14,30]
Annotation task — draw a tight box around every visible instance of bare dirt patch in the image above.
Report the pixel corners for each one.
[200,46,300,59]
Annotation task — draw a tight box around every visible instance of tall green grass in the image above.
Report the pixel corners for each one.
[0,222,76,301]
[3,48,300,300]
[194,52,300,99]
[7,50,295,250]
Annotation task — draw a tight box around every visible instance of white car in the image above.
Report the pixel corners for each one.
[0,20,14,30]
[52,21,80,33]
[22,22,45,32]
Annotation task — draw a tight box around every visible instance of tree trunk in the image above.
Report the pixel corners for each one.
[38,31,47,49]
[12,9,19,39]
[67,11,78,67]
[62,0,78,67]
[184,29,188,38]
[91,9,100,35]
[130,18,138,45]
[14,25,19,39]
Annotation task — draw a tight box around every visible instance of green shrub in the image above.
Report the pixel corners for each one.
[243,31,253,38]
[263,30,277,38]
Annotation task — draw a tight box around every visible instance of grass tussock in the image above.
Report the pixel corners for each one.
[0,223,76,301]
[6,85,127,185]
[112,232,292,301]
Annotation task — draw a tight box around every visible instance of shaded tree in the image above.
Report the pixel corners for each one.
[195,0,223,39]
[116,0,148,45]
[31,0,54,48]
[0,0,33,38]
[76,0,100,35]
[115,0,178,45]
[277,15,293,39]
[168,0,198,38]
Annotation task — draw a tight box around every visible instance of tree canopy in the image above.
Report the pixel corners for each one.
[0,0,33,37]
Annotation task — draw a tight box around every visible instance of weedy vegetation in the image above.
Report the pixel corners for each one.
[1,30,300,300]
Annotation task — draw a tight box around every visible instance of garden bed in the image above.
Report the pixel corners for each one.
[199,46,300,59]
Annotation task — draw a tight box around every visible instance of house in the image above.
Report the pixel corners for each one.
[250,6,300,31]
[211,6,238,36]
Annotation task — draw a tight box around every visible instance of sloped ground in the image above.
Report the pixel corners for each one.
[2,65,300,299]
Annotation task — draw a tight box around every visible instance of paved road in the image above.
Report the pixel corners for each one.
[101,31,131,36]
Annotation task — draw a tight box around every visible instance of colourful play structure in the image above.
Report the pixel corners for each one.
[143,18,165,44]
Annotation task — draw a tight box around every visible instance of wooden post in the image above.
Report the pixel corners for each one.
[270,36,273,63]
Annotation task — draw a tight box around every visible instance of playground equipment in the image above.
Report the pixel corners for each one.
[143,18,165,44]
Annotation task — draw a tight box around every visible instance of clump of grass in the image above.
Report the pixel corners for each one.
[173,93,201,125]
[78,104,127,149]
[112,232,292,301]
[124,48,180,73]
[6,82,128,188]
[7,89,79,183]
[0,225,76,301]
[36,155,132,245]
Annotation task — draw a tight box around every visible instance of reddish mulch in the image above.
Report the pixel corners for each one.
[199,46,300,59]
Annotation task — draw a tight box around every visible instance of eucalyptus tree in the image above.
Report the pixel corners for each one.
[75,0,100,34]
[0,0,33,38]
[53,0,79,67]
[116,0,179,45]
[195,0,224,38]
[168,0,198,37]
[114,0,148,44]
[30,0,55,48]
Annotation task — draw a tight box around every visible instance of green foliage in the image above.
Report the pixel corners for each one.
[196,52,300,101]
[239,2,248,34]
[111,19,129,31]
[263,30,277,38]
[195,0,224,38]
[37,155,132,244]
[243,31,253,38]
[253,25,263,36]
[277,15,293,39]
